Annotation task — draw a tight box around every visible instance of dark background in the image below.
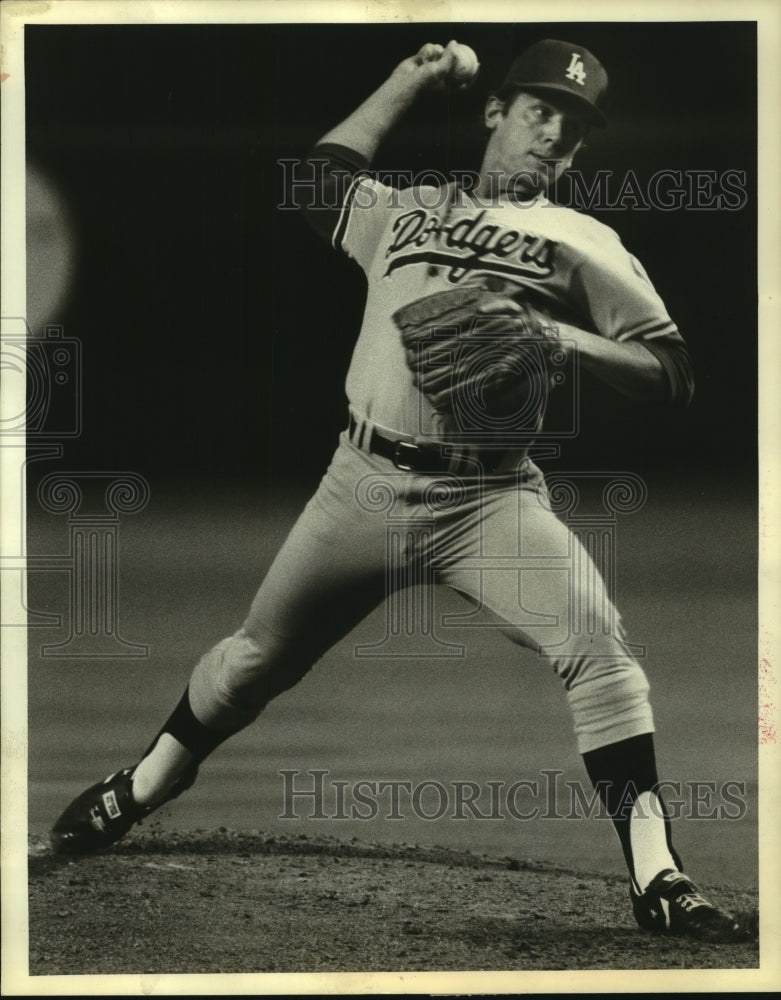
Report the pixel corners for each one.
[24,21,757,491]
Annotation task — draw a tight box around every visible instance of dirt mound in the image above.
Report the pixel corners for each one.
[28,829,758,976]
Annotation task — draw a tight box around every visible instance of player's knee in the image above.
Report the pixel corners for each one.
[221,627,313,693]
[189,627,315,728]
[498,592,628,661]
[537,608,632,671]
[569,601,625,648]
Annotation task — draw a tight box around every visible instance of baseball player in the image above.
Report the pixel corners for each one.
[51,38,751,944]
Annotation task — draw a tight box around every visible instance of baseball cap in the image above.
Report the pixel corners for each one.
[500,39,608,126]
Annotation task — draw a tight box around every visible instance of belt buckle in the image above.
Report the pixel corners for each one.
[393,440,419,471]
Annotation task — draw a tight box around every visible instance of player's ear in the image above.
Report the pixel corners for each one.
[484,95,506,131]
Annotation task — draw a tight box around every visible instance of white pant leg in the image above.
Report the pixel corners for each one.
[434,476,654,753]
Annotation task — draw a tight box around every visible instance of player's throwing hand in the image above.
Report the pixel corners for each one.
[393,39,480,92]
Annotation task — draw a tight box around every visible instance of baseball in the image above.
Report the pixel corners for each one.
[446,40,479,87]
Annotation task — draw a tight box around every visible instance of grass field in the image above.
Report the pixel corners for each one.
[19,471,764,980]
[27,473,758,885]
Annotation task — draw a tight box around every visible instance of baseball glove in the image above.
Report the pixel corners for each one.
[392,286,560,433]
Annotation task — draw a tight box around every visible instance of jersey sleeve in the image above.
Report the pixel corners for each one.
[299,142,393,273]
[572,231,695,406]
[297,143,370,244]
[331,174,395,272]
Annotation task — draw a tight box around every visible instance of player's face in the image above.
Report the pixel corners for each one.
[479,90,590,198]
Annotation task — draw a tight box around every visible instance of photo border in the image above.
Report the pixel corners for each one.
[2,0,779,994]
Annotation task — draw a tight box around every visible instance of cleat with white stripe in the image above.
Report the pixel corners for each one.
[630,868,753,943]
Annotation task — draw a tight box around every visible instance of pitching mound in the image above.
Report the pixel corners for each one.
[28,829,758,975]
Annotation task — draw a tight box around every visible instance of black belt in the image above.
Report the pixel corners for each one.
[348,415,506,474]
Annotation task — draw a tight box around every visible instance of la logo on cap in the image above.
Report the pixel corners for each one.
[499,39,609,125]
[565,53,587,86]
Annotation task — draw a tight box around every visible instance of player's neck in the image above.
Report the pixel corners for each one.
[474,168,545,205]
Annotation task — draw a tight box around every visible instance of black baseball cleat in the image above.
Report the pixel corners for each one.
[630,868,753,943]
[50,763,198,855]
